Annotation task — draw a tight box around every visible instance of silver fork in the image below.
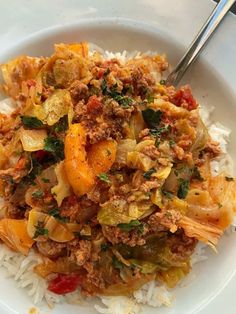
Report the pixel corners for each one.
[166,0,236,87]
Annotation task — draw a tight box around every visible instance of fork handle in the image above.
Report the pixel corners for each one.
[166,0,236,86]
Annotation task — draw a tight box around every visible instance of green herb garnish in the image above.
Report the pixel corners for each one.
[97,173,111,184]
[53,115,68,133]
[177,178,190,199]
[146,94,154,103]
[192,166,204,181]
[142,108,163,128]
[48,208,68,222]
[32,190,44,199]
[101,80,133,108]
[33,222,48,239]
[118,220,144,233]
[143,168,156,180]
[101,243,110,251]
[162,190,174,199]
[44,136,64,160]
[159,79,166,85]
[113,95,133,108]
[21,116,43,129]
[169,139,175,147]
[41,177,50,183]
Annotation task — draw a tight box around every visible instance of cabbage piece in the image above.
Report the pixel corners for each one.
[115,139,137,165]
[152,166,172,180]
[116,234,188,268]
[53,59,82,88]
[151,188,163,208]
[157,264,190,288]
[29,90,73,126]
[98,199,153,226]
[129,259,160,274]
[191,117,209,154]
[19,128,47,151]
[1,56,44,98]
[127,151,155,171]
[178,216,223,248]
[27,209,77,243]
[54,42,88,58]
[51,161,72,206]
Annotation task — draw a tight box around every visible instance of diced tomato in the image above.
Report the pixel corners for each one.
[87,95,102,113]
[48,273,81,295]
[15,156,27,171]
[97,68,106,79]
[171,85,197,110]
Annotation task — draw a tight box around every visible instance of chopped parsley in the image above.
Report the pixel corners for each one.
[162,190,174,199]
[225,176,234,182]
[192,166,204,181]
[32,190,44,199]
[104,68,111,76]
[169,139,175,147]
[118,220,144,233]
[21,116,43,129]
[143,168,156,180]
[142,108,163,128]
[48,208,68,222]
[101,80,133,108]
[97,173,111,184]
[146,94,154,103]
[113,95,133,108]
[159,79,166,85]
[44,136,64,160]
[33,222,48,239]
[177,178,190,199]
[52,115,68,133]
[20,157,42,186]
[41,177,50,183]
[101,243,110,252]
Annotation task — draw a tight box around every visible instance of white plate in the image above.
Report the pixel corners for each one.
[0,3,236,314]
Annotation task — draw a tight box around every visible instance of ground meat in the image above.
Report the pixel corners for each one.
[82,261,105,295]
[60,195,81,221]
[148,210,181,233]
[139,180,159,193]
[60,195,98,223]
[131,68,155,98]
[167,230,197,259]
[102,225,146,247]
[5,203,25,219]
[110,100,134,119]
[139,128,151,140]
[69,80,88,103]
[36,240,67,259]
[142,145,160,159]
[74,240,92,266]
[204,138,221,157]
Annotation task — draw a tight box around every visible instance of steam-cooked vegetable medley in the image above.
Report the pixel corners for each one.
[0,42,235,296]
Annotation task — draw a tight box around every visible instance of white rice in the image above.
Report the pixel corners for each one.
[0,51,234,314]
